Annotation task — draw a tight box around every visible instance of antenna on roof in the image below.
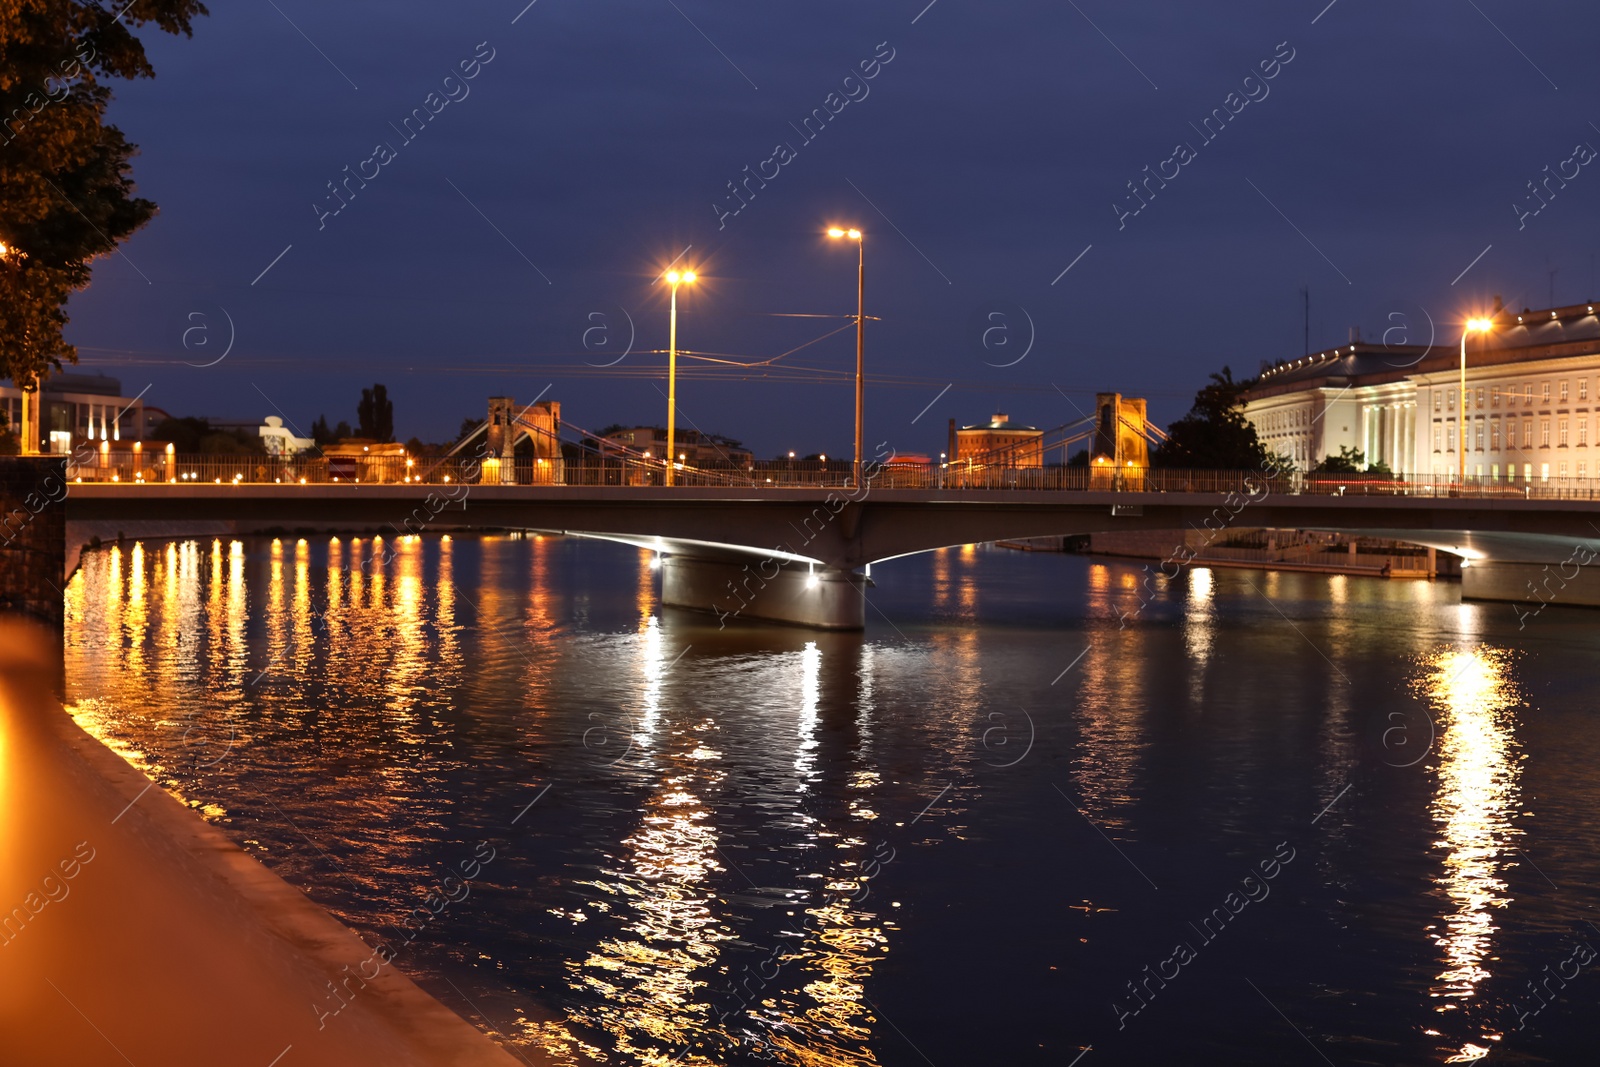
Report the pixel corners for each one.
[1301,285,1309,356]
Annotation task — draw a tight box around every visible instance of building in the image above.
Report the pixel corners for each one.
[597,426,753,467]
[950,413,1044,467]
[259,415,314,455]
[0,373,145,454]
[1244,298,1600,484]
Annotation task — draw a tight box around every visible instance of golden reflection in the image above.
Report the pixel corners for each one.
[795,642,820,787]
[1416,646,1522,1062]
[1071,627,1150,830]
[1182,567,1215,706]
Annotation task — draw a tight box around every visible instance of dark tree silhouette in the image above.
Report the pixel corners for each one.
[357,383,393,442]
[1151,366,1271,469]
[0,0,209,389]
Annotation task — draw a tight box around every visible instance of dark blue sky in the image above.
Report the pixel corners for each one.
[65,0,1600,456]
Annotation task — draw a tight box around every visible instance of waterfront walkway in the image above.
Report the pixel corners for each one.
[0,619,525,1066]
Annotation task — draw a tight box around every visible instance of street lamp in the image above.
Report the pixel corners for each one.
[1459,316,1493,484]
[0,239,36,456]
[664,267,697,486]
[827,227,865,488]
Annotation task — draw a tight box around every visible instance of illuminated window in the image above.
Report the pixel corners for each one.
[1543,381,1552,402]
[1525,384,1534,404]
[1491,387,1500,408]
[1491,420,1501,450]
[1581,419,1589,446]
[1476,421,1485,450]
[1433,393,1441,413]
[1541,419,1551,446]
[1432,425,1441,452]
[1560,461,1569,478]
[1524,462,1532,481]
[1448,389,1456,411]
[1476,387,1485,408]
[1541,463,1550,482]
[1560,418,1569,446]
[1524,420,1534,447]
[1491,463,1499,479]
[1582,378,1590,401]
[1560,380,1570,401]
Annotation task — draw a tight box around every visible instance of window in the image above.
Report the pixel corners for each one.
[1492,420,1501,450]
[1560,461,1569,478]
[1541,463,1550,482]
[1581,462,1588,478]
[1476,420,1485,450]
[1476,387,1485,408]
[1448,422,1457,452]
[1448,389,1456,411]
[1541,418,1551,446]
[1432,425,1441,452]
[1492,387,1501,408]
[1581,419,1589,446]
[1561,380,1570,401]
[1543,382,1552,402]
[1526,384,1534,404]
[1492,463,1500,479]
[1524,420,1534,447]
[1525,463,1533,482]
[1433,393,1441,413]
[1560,418,1569,446]
[1582,379,1590,401]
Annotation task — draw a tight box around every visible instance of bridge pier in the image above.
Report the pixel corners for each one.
[1461,559,1600,612]
[660,555,865,630]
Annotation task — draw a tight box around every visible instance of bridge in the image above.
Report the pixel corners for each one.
[55,466,1600,628]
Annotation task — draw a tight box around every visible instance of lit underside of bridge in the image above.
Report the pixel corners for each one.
[64,484,1600,629]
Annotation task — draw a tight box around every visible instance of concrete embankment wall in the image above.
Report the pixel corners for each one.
[0,619,526,1067]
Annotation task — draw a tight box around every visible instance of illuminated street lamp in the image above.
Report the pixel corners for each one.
[1459,316,1494,483]
[827,227,865,487]
[0,240,38,456]
[664,268,697,486]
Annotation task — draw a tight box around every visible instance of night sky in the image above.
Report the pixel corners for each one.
[62,0,1600,456]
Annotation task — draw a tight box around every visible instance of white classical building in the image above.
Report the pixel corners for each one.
[1245,298,1600,484]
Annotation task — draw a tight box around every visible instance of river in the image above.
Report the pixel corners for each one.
[61,533,1600,1066]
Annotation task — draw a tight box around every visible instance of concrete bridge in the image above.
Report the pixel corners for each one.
[59,480,1600,628]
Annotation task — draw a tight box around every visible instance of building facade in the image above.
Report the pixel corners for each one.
[0,373,144,454]
[1244,299,1600,484]
[597,426,753,467]
[950,413,1044,467]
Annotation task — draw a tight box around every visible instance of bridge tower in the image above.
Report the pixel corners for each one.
[1091,393,1149,488]
[486,397,516,484]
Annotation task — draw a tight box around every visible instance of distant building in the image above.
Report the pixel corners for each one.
[1243,296,1600,483]
[599,425,753,467]
[950,413,1044,467]
[0,372,144,454]
[259,415,315,456]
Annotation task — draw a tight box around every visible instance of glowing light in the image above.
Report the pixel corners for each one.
[1465,317,1493,333]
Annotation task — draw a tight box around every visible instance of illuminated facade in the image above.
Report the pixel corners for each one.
[951,413,1044,467]
[1244,299,1600,482]
[0,373,145,454]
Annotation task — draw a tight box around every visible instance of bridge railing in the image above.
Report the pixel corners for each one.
[63,453,1600,501]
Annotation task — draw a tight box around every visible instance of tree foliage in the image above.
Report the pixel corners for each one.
[1312,445,1390,475]
[1151,366,1271,469]
[357,383,393,442]
[1,0,208,388]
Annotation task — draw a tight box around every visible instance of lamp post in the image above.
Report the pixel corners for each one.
[827,227,864,488]
[1459,316,1493,484]
[663,268,696,486]
[0,239,36,456]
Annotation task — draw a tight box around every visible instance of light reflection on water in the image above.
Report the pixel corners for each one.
[1418,647,1523,1063]
[57,536,1600,1066]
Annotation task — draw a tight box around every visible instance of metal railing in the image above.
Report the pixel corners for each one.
[58,453,1600,501]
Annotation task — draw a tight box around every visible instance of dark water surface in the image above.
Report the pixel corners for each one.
[62,534,1600,1066]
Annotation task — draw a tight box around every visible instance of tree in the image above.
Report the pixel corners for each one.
[457,416,482,441]
[311,414,332,445]
[1,1,209,390]
[1313,446,1390,475]
[357,383,393,442]
[1151,365,1271,469]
